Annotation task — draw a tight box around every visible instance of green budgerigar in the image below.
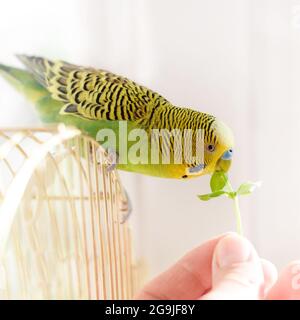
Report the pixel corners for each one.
[0,55,234,179]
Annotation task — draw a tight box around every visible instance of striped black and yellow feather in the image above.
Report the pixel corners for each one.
[17,55,170,126]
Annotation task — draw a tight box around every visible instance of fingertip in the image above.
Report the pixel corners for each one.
[214,233,253,270]
[201,234,264,299]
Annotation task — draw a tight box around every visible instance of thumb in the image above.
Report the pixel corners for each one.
[201,234,264,300]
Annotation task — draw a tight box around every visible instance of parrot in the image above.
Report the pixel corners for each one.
[0,55,234,179]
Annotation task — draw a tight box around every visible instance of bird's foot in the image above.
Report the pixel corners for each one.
[105,148,119,172]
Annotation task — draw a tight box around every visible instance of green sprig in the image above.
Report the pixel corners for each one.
[198,172,261,236]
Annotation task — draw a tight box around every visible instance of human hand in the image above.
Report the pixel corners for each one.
[135,233,300,300]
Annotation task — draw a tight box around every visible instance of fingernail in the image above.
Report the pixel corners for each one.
[216,234,252,269]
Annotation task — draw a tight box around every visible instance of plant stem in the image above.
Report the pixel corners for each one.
[233,195,243,236]
[227,180,243,236]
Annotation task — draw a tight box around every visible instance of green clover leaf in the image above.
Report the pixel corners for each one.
[198,190,227,201]
[210,171,228,192]
[237,181,262,196]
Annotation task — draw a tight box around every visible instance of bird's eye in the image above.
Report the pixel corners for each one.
[207,144,215,152]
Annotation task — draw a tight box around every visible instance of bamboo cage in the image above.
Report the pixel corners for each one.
[0,125,141,299]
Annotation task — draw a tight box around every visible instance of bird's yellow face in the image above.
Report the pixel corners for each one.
[183,119,234,179]
[205,119,234,174]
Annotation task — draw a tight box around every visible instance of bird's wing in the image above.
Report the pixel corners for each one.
[17,55,170,123]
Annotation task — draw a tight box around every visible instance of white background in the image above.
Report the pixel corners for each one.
[0,0,300,279]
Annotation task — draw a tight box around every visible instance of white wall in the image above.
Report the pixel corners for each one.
[0,0,299,278]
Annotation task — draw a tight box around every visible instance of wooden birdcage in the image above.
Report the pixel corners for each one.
[0,125,141,299]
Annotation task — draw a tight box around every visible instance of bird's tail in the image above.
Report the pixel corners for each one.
[0,62,48,104]
[0,62,65,124]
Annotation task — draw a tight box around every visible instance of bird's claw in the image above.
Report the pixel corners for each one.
[105,148,118,172]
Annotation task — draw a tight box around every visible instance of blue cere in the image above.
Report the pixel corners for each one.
[221,149,233,160]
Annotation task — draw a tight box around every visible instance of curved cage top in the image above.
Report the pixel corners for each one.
[0,125,139,299]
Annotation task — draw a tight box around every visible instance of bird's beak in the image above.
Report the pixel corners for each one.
[215,158,232,173]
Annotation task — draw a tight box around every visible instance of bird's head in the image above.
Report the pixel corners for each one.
[206,119,234,174]
[184,118,234,178]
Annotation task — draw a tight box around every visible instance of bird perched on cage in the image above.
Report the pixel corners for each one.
[0,55,234,179]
